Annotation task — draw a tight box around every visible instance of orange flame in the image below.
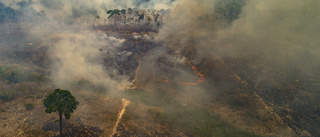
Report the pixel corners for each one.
[125,61,141,89]
[178,65,205,85]
[178,82,198,85]
[153,65,206,85]
[153,76,169,82]
[128,56,207,88]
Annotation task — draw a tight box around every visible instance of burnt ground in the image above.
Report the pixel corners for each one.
[94,24,161,81]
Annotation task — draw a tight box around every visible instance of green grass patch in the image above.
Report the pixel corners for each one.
[124,89,258,137]
[0,64,48,102]
[123,89,180,107]
[166,104,258,137]
[0,65,46,83]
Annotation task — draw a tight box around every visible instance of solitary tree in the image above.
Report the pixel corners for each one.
[44,89,79,136]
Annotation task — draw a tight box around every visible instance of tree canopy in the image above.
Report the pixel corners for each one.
[44,89,79,136]
[44,89,79,119]
[107,9,120,19]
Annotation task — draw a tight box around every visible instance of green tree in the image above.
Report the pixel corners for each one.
[43,89,79,136]
[107,9,120,26]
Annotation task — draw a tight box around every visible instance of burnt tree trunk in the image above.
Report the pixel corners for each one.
[59,113,63,137]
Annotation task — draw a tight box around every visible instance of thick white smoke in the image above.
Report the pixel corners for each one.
[49,31,131,92]
[1,0,170,92]
[156,0,320,83]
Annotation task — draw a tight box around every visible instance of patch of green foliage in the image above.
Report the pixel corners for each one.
[166,104,257,137]
[0,82,47,102]
[215,0,247,22]
[124,89,257,137]
[0,65,46,83]
[44,89,79,136]
[44,89,79,119]
[107,9,120,19]
[25,103,34,110]
[0,2,21,23]
[124,89,180,107]
[0,65,48,102]
[0,89,17,101]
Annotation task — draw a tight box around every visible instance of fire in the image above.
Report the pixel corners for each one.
[153,65,206,85]
[178,82,198,85]
[127,57,206,89]
[153,76,169,82]
[125,61,141,89]
[178,65,205,85]
[150,54,206,85]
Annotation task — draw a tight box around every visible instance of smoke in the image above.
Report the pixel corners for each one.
[0,0,174,93]
[156,0,320,87]
[31,0,174,93]
[49,31,131,93]
[137,0,320,135]
[156,0,224,61]
[1,0,319,135]
[138,0,175,9]
[217,0,320,61]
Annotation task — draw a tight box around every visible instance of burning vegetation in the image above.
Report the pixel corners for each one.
[0,0,320,137]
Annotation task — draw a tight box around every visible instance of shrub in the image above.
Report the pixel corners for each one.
[25,103,34,110]
[0,65,46,84]
[0,89,19,101]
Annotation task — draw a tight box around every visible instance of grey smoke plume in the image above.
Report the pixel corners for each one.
[156,0,320,84]
[31,0,175,92]
[0,0,163,92]
[150,0,320,135]
[49,31,130,92]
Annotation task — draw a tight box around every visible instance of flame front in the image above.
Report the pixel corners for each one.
[125,61,141,89]
[153,76,169,82]
[178,65,205,85]
[127,57,206,88]
[153,65,206,85]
